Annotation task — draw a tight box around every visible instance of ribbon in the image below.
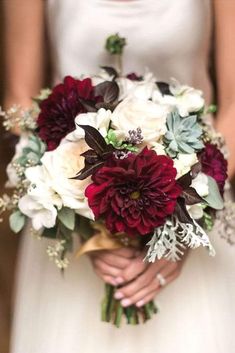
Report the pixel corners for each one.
[77,222,139,257]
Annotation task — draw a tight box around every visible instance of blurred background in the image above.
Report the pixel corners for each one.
[0,4,20,353]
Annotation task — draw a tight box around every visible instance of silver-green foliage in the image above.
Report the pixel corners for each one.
[164,111,204,157]
[16,135,46,167]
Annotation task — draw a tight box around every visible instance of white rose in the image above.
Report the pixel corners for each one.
[112,97,168,143]
[6,135,29,187]
[170,79,205,117]
[191,172,209,197]
[187,204,204,220]
[174,153,198,179]
[117,71,157,101]
[18,165,62,230]
[41,140,94,219]
[66,108,112,142]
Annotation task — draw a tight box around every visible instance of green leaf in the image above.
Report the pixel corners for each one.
[41,226,57,239]
[76,216,94,240]
[203,176,224,210]
[9,210,26,233]
[57,207,75,230]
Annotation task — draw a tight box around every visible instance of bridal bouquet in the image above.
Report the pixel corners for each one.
[0,34,233,327]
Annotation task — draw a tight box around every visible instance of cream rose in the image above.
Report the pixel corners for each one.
[111,97,168,143]
[41,140,94,219]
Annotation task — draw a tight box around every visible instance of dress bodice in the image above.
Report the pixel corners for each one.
[46,0,212,102]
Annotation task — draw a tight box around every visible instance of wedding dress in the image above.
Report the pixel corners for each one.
[10,1,235,352]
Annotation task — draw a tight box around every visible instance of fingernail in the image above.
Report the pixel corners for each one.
[116,277,124,284]
[114,291,124,300]
[111,279,118,286]
[121,298,131,307]
[136,300,144,307]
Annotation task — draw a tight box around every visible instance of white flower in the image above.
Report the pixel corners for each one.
[150,142,166,155]
[191,172,209,197]
[117,71,157,101]
[41,140,94,219]
[66,108,112,142]
[18,165,62,230]
[19,195,58,230]
[170,79,205,117]
[92,69,115,86]
[174,153,198,179]
[187,204,204,220]
[112,97,168,143]
[6,135,29,187]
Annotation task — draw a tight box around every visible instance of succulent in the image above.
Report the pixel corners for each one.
[105,33,126,55]
[16,135,46,167]
[164,111,204,157]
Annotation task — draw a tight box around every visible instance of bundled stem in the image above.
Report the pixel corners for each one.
[101,284,158,328]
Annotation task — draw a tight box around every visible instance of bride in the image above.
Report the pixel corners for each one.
[4,0,235,352]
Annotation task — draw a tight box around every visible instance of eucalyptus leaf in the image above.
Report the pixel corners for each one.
[41,226,57,239]
[58,207,75,230]
[203,176,224,210]
[9,210,26,233]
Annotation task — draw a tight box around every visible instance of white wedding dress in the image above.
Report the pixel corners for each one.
[11,1,235,352]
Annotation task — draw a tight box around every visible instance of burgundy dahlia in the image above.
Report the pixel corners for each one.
[85,148,182,236]
[37,76,100,151]
[200,143,228,194]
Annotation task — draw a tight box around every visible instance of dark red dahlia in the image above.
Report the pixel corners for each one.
[37,76,100,151]
[85,148,182,236]
[199,143,228,194]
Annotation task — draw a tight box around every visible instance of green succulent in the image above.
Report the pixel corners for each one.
[16,135,46,167]
[105,33,126,55]
[164,111,204,157]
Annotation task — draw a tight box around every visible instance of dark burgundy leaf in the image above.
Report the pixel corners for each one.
[95,101,118,111]
[79,98,97,113]
[191,162,202,179]
[177,171,192,189]
[80,149,100,164]
[156,82,172,96]
[94,81,119,104]
[74,161,105,180]
[100,66,118,80]
[175,197,193,224]
[78,125,107,155]
[182,187,204,205]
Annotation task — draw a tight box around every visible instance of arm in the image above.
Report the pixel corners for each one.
[214,0,235,178]
[3,0,45,112]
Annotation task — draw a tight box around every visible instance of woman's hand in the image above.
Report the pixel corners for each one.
[89,247,138,286]
[90,248,188,306]
[114,251,187,308]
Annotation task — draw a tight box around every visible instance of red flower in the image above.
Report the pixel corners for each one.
[200,143,228,194]
[37,76,100,151]
[85,148,182,236]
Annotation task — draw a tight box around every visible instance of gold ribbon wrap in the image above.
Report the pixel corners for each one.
[77,222,139,257]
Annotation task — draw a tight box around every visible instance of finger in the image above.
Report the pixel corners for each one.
[135,289,161,308]
[92,252,132,269]
[94,269,118,286]
[121,256,168,285]
[92,258,121,277]
[120,280,160,307]
[116,260,178,302]
[109,247,138,258]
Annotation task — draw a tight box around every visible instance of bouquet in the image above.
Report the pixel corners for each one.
[1,34,234,327]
